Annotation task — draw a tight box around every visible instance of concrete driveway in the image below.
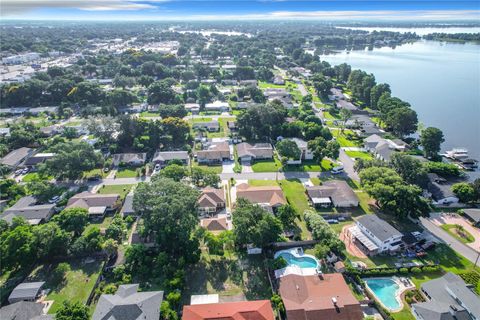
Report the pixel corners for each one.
[428,212,480,252]
[222,160,235,174]
[242,162,253,173]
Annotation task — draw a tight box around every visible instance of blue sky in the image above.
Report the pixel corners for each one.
[2,0,480,21]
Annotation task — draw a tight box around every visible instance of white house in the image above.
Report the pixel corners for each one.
[284,138,314,164]
[205,101,229,112]
[350,215,403,255]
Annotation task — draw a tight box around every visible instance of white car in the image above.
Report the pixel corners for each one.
[331,166,344,174]
[48,196,61,204]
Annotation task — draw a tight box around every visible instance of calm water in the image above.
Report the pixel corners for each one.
[365,278,401,311]
[321,39,480,159]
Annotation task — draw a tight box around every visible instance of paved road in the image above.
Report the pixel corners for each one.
[420,217,480,265]
[338,149,359,181]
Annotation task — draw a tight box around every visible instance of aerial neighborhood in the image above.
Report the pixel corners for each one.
[0,21,479,320]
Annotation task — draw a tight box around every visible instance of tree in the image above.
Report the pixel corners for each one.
[313,243,330,260]
[452,183,476,203]
[27,180,63,203]
[53,208,89,236]
[339,108,352,133]
[276,139,300,160]
[148,80,177,105]
[102,239,119,258]
[51,262,70,285]
[370,83,391,109]
[158,104,187,119]
[0,224,35,271]
[420,127,445,159]
[105,214,126,242]
[40,141,102,180]
[277,204,298,231]
[55,301,89,320]
[304,210,345,252]
[159,164,188,182]
[236,103,286,141]
[385,107,418,138]
[308,137,340,164]
[424,161,461,177]
[390,153,429,188]
[232,198,282,248]
[190,167,220,188]
[133,178,200,260]
[160,117,190,147]
[33,222,71,258]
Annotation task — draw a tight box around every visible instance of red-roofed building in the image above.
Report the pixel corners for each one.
[182,300,275,320]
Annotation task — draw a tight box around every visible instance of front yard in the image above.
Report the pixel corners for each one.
[345,150,373,160]
[115,167,141,178]
[97,184,135,200]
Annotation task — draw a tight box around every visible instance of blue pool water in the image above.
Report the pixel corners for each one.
[278,252,318,269]
[365,278,401,310]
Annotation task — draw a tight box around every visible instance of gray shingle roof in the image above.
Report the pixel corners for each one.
[1,147,33,167]
[1,196,55,225]
[92,284,163,320]
[463,209,480,223]
[120,193,134,216]
[8,282,45,302]
[415,272,480,320]
[0,301,44,320]
[306,180,358,207]
[356,215,402,242]
[152,150,189,162]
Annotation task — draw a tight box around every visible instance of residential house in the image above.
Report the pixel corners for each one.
[412,272,480,320]
[152,150,190,168]
[185,103,200,114]
[236,183,287,212]
[8,282,45,304]
[1,147,34,168]
[205,101,230,112]
[23,153,55,168]
[0,127,11,137]
[193,121,220,132]
[112,153,146,167]
[463,209,480,227]
[66,192,120,219]
[350,215,403,255]
[239,79,258,87]
[328,88,346,101]
[336,99,360,113]
[364,134,409,162]
[197,187,226,215]
[0,301,51,320]
[182,300,275,320]
[236,102,259,109]
[278,273,363,320]
[273,75,285,85]
[286,138,313,164]
[236,142,273,163]
[427,173,459,205]
[305,180,359,208]
[200,216,230,234]
[92,284,163,320]
[227,121,237,133]
[120,193,135,217]
[1,196,55,225]
[264,88,289,100]
[196,142,231,164]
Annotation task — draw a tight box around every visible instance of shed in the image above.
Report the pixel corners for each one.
[8,282,45,304]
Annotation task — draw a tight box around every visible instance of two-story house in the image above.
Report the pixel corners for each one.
[350,215,403,255]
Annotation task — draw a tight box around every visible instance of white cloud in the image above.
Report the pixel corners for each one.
[0,0,169,15]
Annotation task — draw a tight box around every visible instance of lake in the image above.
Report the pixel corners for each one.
[336,26,480,36]
[321,38,480,159]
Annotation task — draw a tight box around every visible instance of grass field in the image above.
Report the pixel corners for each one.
[248,179,279,186]
[97,184,135,199]
[251,159,282,172]
[279,179,312,239]
[28,259,103,314]
[193,162,223,174]
[139,111,159,118]
[22,172,54,182]
[82,168,108,179]
[115,167,140,178]
[345,151,373,160]
[441,224,475,244]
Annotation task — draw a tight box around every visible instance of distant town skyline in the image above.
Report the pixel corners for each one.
[2,0,480,21]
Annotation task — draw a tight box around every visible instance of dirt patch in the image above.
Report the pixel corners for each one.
[340,224,368,259]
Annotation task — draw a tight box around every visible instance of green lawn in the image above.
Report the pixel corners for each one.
[28,259,104,314]
[82,168,108,179]
[251,159,282,172]
[248,179,279,187]
[284,159,333,172]
[190,117,213,123]
[22,172,53,182]
[115,167,140,178]
[139,111,160,118]
[345,151,373,160]
[193,162,223,174]
[279,179,312,239]
[97,184,135,200]
[258,81,286,89]
[83,216,113,234]
[441,224,475,244]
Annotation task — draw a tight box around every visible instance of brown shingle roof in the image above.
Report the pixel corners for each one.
[66,192,119,209]
[182,300,275,320]
[236,184,286,207]
[279,273,363,320]
[305,180,358,207]
[198,188,225,208]
[200,217,228,232]
[196,142,230,160]
[236,143,273,159]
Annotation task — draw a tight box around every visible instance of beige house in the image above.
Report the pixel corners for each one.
[236,183,286,212]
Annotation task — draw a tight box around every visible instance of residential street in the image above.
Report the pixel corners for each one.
[338,149,359,181]
[420,217,480,265]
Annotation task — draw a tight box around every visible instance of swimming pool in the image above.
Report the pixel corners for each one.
[364,278,402,311]
[277,252,318,269]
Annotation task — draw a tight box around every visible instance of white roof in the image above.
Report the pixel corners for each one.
[311,197,332,204]
[190,294,219,305]
[88,206,107,215]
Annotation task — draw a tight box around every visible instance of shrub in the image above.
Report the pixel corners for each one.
[51,262,71,285]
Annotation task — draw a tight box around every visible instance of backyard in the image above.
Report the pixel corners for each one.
[28,258,104,314]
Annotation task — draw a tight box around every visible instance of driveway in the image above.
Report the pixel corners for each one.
[420,217,480,265]
[242,162,253,173]
[428,212,480,252]
[222,160,235,174]
[338,149,359,181]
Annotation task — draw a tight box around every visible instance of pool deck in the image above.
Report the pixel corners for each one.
[364,277,415,313]
[274,247,321,279]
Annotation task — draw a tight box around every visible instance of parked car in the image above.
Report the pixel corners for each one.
[48,195,61,204]
[331,166,344,174]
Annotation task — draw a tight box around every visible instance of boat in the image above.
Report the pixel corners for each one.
[444,148,470,160]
